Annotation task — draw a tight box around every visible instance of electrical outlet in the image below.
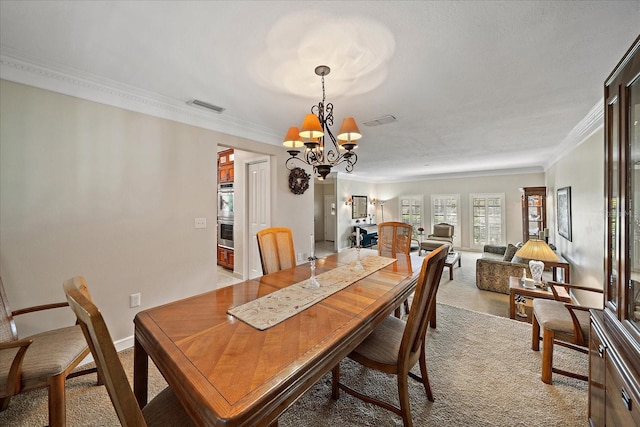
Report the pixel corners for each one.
[195,218,207,229]
[130,293,141,308]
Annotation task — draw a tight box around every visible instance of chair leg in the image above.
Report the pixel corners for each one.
[1,396,12,411]
[403,299,410,314]
[541,328,554,384]
[397,372,413,427]
[331,364,340,400]
[48,373,67,427]
[531,313,540,351]
[418,348,434,402]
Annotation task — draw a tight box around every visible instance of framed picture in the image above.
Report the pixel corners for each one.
[557,186,572,241]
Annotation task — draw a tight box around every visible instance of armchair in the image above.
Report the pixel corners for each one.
[531,281,604,384]
[419,223,454,255]
[0,277,98,426]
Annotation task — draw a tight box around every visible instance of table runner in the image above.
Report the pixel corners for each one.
[227,255,396,330]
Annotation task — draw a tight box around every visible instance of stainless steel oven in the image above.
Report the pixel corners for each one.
[218,219,234,249]
[218,183,234,220]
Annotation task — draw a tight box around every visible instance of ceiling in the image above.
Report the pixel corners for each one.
[1,1,638,183]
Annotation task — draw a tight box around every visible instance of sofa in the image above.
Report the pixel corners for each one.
[475,244,531,294]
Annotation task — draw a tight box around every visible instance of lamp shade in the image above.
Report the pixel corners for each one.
[299,114,324,139]
[337,117,362,141]
[283,126,303,148]
[514,239,559,262]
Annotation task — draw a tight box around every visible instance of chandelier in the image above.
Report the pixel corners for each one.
[283,65,362,180]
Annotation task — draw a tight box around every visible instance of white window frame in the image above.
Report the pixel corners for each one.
[431,194,460,248]
[398,195,423,239]
[469,193,506,250]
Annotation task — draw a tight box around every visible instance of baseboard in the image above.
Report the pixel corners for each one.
[78,335,134,367]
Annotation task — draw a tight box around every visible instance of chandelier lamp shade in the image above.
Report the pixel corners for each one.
[283,65,362,180]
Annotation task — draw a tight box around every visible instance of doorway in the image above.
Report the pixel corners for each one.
[314,174,337,255]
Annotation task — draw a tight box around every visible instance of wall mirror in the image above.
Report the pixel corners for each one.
[352,195,368,219]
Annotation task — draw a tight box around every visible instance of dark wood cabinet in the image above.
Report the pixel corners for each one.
[521,186,546,242]
[218,148,234,183]
[589,35,640,427]
[217,245,234,270]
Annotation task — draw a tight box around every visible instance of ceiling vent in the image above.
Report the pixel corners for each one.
[187,99,225,113]
[363,115,397,127]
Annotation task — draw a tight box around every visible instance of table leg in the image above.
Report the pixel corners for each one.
[134,336,149,408]
[509,290,516,319]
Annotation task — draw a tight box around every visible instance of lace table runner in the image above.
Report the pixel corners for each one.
[227,255,396,330]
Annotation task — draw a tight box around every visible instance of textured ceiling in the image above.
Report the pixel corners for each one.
[1,1,638,182]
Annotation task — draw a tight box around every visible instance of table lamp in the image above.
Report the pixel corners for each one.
[514,239,559,288]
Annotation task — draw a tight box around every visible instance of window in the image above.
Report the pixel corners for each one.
[399,196,422,237]
[469,193,505,250]
[431,194,460,247]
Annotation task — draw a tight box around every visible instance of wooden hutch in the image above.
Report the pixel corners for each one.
[589,36,640,426]
[521,186,546,243]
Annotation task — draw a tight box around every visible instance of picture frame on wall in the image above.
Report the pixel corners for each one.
[557,186,572,241]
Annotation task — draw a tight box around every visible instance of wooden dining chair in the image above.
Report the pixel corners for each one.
[331,245,448,427]
[377,222,413,258]
[0,276,98,426]
[531,282,604,384]
[62,276,193,426]
[378,221,413,316]
[256,227,297,275]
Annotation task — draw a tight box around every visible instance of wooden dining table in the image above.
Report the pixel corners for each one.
[133,249,423,426]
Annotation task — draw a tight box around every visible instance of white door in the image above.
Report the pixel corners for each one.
[324,195,336,242]
[469,193,505,250]
[248,159,270,279]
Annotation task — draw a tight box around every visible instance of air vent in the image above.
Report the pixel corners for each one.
[187,99,225,113]
[363,115,397,126]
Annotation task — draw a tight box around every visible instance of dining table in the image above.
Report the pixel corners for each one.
[133,248,424,426]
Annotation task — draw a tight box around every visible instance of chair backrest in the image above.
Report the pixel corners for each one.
[399,245,448,367]
[432,223,454,239]
[0,277,18,343]
[378,222,413,258]
[63,277,148,427]
[256,227,297,275]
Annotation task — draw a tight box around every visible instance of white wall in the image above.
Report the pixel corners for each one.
[545,128,605,306]
[0,80,314,341]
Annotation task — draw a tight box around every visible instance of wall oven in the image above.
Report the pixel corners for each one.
[218,183,234,220]
[218,219,234,249]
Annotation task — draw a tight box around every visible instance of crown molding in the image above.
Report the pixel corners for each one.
[0,53,280,145]
[543,100,604,171]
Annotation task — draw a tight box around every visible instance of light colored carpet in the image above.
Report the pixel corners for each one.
[0,252,588,426]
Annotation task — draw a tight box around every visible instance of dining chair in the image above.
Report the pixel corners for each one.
[256,227,297,275]
[0,276,98,426]
[378,222,413,316]
[331,245,448,427]
[377,222,413,258]
[62,276,193,426]
[531,281,604,384]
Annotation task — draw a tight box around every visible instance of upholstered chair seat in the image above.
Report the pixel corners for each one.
[1,325,88,390]
[531,282,603,384]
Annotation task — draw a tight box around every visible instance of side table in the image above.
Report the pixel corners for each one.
[508,276,571,322]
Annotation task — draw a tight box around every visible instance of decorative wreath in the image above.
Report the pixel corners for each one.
[288,167,310,195]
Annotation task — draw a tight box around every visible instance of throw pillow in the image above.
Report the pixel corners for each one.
[502,243,518,262]
[512,255,531,265]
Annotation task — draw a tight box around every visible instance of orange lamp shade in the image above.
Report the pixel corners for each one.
[299,114,324,139]
[337,117,362,141]
[283,126,303,148]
